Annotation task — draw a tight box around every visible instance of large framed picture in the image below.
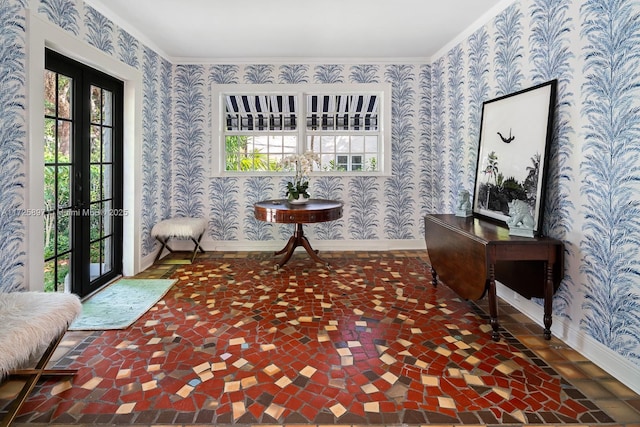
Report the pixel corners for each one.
[472,80,557,236]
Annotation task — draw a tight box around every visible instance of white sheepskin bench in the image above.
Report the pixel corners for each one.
[0,291,82,425]
[151,217,207,263]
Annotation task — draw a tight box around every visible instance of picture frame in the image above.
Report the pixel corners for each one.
[472,80,557,236]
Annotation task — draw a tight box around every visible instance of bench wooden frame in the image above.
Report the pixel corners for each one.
[1,331,77,427]
[0,292,82,426]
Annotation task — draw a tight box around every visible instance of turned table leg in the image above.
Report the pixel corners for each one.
[488,263,500,341]
[274,223,330,269]
[543,261,554,340]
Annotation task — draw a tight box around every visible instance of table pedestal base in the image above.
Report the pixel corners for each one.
[274,223,329,269]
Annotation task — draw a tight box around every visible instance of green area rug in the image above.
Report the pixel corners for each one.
[70,278,177,330]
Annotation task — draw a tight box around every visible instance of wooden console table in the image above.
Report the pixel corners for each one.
[254,199,343,269]
[424,214,563,341]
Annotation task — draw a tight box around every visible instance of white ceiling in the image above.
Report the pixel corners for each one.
[85,0,511,62]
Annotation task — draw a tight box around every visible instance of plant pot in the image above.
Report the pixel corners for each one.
[288,195,309,205]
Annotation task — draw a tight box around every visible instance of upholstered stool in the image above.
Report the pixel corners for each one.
[151,217,207,262]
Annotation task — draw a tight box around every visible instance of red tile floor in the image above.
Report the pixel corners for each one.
[2,251,640,426]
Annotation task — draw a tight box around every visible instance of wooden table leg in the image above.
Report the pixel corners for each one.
[274,223,329,268]
[430,267,438,287]
[488,263,500,341]
[274,236,297,268]
[543,261,554,340]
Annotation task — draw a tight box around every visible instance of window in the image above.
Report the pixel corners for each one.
[211,83,391,176]
[336,154,364,172]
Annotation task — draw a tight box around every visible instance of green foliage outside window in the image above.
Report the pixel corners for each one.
[225,136,282,171]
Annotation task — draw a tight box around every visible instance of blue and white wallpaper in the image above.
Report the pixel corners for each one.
[431,0,640,369]
[180,62,424,245]
[0,0,27,293]
[1,0,639,384]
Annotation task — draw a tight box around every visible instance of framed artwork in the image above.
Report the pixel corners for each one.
[472,80,557,236]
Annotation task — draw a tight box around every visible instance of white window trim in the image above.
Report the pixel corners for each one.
[211,83,392,177]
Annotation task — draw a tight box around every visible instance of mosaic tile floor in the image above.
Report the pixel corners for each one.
[2,251,640,426]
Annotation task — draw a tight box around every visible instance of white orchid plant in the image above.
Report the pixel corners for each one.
[282,152,319,200]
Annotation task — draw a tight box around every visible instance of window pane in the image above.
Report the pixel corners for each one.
[351,155,363,171]
[44,70,56,116]
[351,136,364,152]
[90,165,101,202]
[57,166,71,208]
[337,155,348,170]
[44,166,56,211]
[321,136,334,152]
[57,120,72,162]
[90,202,101,240]
[44,259,56,292]
[90,124,101,162]
[268,154,284,169]
[102,89,113,125]
[365,154,378,171]
[268,135,283,151]
[320,154,333,170]
[336,136,349,153]
[102,237,112,273]
[90,241,102,266]
[91,86,101,123]
[103,200,112,236]
[44,213,55,258]
[103,127,112,162]
[44,118,56,161]
[57,75,72,119]
[365,136,378,152]
[102,164,112,199]
[56,254,71,292]
[283,136,297,153]
[57,213,70,253]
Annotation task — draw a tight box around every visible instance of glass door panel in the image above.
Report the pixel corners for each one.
[45,49,123,297]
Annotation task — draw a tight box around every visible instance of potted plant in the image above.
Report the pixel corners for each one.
[283,152,319,204]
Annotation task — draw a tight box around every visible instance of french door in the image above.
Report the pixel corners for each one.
[44,49,123,297]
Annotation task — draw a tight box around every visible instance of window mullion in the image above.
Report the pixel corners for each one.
[299,90,307,160]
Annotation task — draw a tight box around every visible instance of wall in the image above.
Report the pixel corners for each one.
[164,64,429,259]
[0,0,28,292]
[431,0,640,391]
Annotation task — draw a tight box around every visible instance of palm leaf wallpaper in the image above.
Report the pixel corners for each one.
[0,0,26,293]
[579,0,640,357]
[1,0,639,385]
[446,46,466,213]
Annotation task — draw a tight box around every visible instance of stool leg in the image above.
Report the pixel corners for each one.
[190,233,205,263]
[154,237,172,262]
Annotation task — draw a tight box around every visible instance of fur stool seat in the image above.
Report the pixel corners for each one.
[151,217,207,263]
[0,291,82,426]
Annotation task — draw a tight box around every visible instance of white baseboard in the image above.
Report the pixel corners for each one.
[140,239,426,278]
[496,282,640,395]
[155,238,426,253]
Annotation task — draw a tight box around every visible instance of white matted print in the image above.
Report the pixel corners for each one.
[472,80,557,235]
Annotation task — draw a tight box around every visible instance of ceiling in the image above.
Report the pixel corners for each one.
[84,0,511,62]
